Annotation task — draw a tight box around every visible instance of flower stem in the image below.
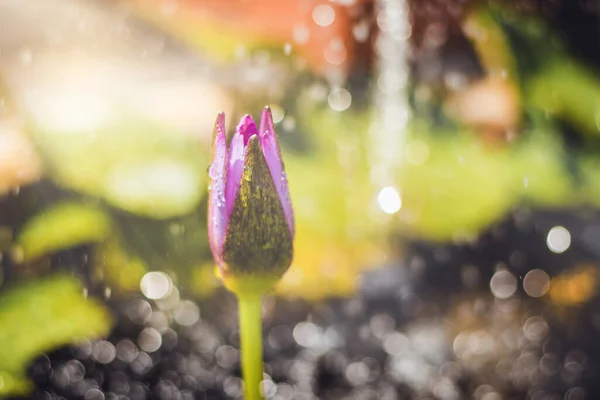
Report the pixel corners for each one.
[238,295,263,400]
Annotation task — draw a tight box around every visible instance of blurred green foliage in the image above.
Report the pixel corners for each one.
[31,113,207,219]
[0,276,112,397]
[276,106,386,299]
[393,4,600,241]
[17,202,112,262]
[2,1,600,305]
[8,5,600,398]
[396,118,573,240]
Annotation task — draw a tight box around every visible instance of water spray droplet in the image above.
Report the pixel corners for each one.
[377,186,402,214]
[313,4,335,27]
[328,88,352,112]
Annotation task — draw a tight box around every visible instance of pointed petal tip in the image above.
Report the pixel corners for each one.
[239,114,255,124]
[213,112,226,136]
[261,106,273,118]
[236,114,258,145]
[259,107,275,138]
[215,111,226,124]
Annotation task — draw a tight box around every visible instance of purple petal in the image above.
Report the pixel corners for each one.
[259,107,294,236]
[225,115,258,219]
[208,112,227,265]
[237,114,258,146]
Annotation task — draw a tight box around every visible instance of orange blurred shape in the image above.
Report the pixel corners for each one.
[549,265,597,306]
[126,0,373,76]
[447,77,520,138]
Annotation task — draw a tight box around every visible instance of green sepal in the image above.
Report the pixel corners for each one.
[221,136,293,288]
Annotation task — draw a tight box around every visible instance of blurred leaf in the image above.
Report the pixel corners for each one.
[396,125,518,241]
[578,155,600,208]
[0,371,32,397]
[529,61,600,136]
[488,3,559,78]
[31,113,207,219]
[277,229,384,300]
[485,4,600,137]
[17,202,112,261]
[463,7,518,80]
[116,210,210,272]
[188,262,221,298]
[101,159,202,219]
[94,237,148,294]
[96,206,218,297]
[395,115,577,241]
[0,275,112,396]
[275,108,386,299]
[513,119,575,206]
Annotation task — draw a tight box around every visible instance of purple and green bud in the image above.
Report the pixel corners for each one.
[208,107,294,295]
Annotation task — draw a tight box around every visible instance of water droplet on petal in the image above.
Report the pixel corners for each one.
[208,163,219,180]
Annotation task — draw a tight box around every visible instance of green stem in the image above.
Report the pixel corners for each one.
[238,295,263,400]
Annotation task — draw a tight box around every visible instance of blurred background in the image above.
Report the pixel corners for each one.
[1,0,600,399]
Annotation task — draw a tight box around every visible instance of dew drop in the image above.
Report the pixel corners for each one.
[208,163,219,180]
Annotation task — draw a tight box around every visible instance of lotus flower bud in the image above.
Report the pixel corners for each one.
[208,108,294,296]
